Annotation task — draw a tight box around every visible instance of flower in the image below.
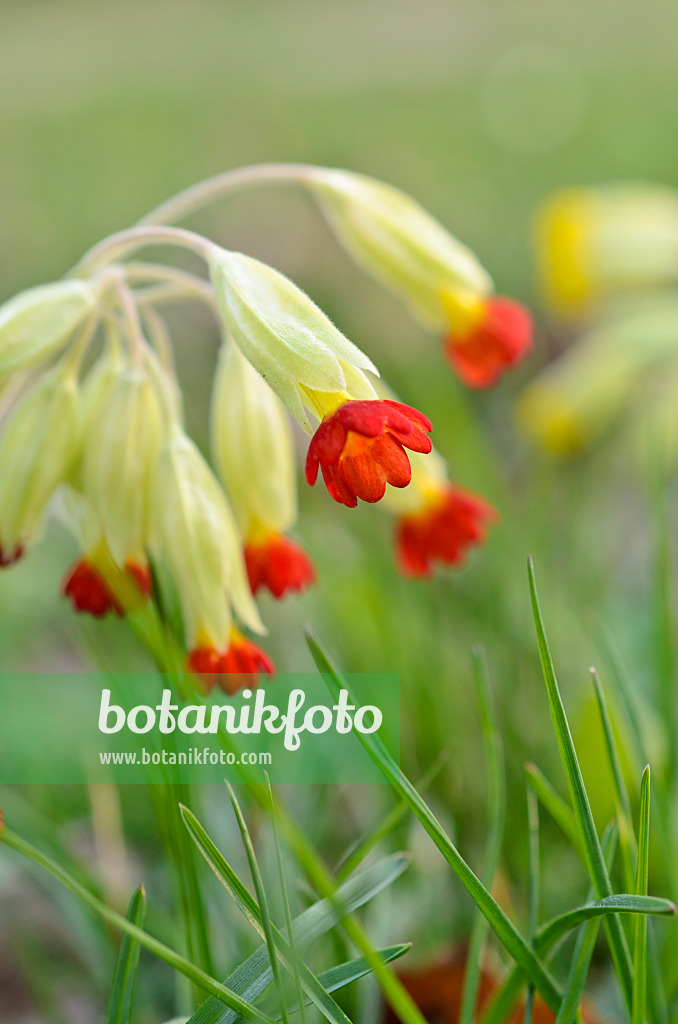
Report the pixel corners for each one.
[305,398,432,507]
[0,279,98,376]
[395,484,496,576]
[151,425,272,691]
[187,629,275,695]
[306,169,532,386]
[378,426,495,574]
[535,183,678,316]
[244,530,316,597]
[210,248,378,433]
[211,341,315,598]
[81,351,165,570]
[209,248,434,507]
[442,291,533,388]
[306,168,492,328]
[0,361,81,562]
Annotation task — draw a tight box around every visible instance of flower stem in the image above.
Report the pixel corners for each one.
[138,162,318,227]
[71,225,217,276]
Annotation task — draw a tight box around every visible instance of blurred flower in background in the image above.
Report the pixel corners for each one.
[522,182,678,461]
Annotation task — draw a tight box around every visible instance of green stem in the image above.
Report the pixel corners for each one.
[138,163,317,227]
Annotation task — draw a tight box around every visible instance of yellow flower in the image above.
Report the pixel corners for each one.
[535,183,678,316]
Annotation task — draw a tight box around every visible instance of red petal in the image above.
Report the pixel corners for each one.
[217,636,276,695]
[245,534,316,598]
[0,541,24,568]
[306,399,432,507]
[62,561,123,618]
[395,485,496,577]
[445,297,533,389]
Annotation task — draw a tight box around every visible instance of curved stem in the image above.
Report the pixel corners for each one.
[138,162,318,227]
[114,279,146,362]
[141,303,177,378]
[71,225,217,277]
[125,262,216,307]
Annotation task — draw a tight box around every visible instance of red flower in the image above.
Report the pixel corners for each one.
[245,532,315,599]
[62,558,152,618]
[395,484,496,577]
[305,399,432,508]
[0,542,24,568]
[444,297,533,388]
[187,632,276,695]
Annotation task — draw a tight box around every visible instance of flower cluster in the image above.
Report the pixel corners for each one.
[0,164,532,690]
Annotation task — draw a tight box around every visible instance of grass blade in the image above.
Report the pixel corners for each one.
[336,751,449,882]
[185,853,410,1024]
[266,945,411,1020]
[554,917,600,1024]
[181,801,357,1024]
[523,786,540,1024]
[266,775,307,1024]
[480,823,618,1024]
[527,557,634,1012]
[305,629,563,1013]
[459,646,506,1024]
[524,763,582,856]
[1,827,278,1024]
[227,786,291,1024]
[106,885,146,1024]
[633,766,651,1024]
[591,668,637,890]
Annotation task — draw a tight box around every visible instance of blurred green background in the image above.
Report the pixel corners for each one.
[2,0,678,1019]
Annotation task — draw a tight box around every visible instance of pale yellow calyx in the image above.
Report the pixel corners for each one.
[0,362,81,550]
[307,168,493,330]
[209,248,378,432]
[82,355,165,569]
[211,341,297,536]
[151,426,264,651]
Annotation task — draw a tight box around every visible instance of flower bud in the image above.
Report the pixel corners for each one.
[0,363,80,557]
[306,168,492,329]
[209,249,378,432]
[82,354,165,567]
[0,280,98,376]
[536,183,678,316]
[151,425,263,651]
[211,342,296,534]
[211,342,316,598]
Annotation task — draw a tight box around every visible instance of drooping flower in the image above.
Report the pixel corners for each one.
[211,341,315,598]
[304,168,533,386]
[442,291,533,388]
[535,183,678,316]
[209,248,434,505]
[0,361,81,564]
[81,349,165,572]
[152,424,273,692]
[0,279,99,376]
[395,483,496,576]
[305,398,432,507]
[381,441,495,576]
